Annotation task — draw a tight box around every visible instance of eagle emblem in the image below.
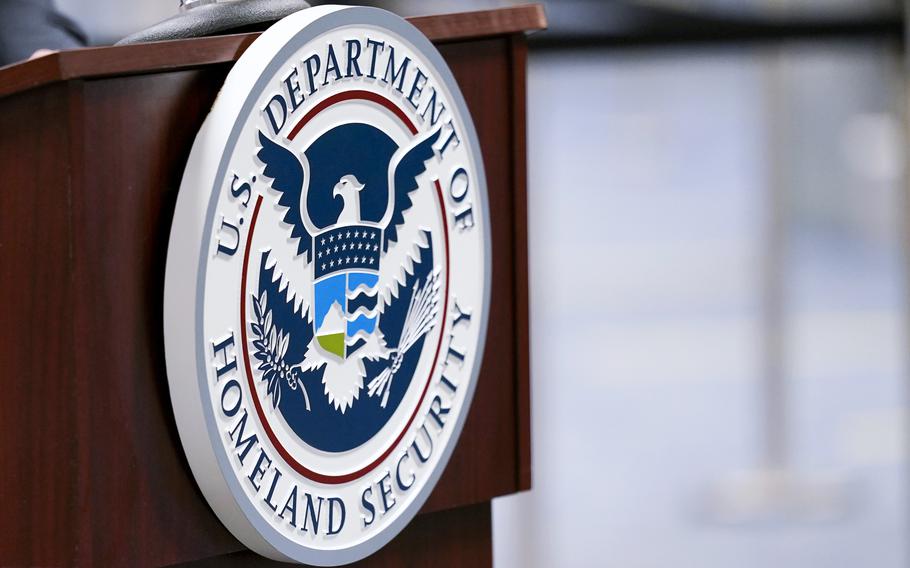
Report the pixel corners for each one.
[164,8,492,559]
[248,121,443,434]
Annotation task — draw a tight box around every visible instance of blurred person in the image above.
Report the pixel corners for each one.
[0,0,85,66]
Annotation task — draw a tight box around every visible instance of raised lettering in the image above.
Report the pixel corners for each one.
[345,39,363,77]
[247,448,272,492]
[283,68,304,113]
[215,217,241,257]
[427,395,450,430]
[378,472,396,514]
[228,409,258,464]
[396,452,415,491]
[263,93,288,135]
[327,497,345,535]
[212,333,237,378]
[366,38,385,79]
[303,53,321,96]
[322,44,342,86]
[361,486,376,527]
[301,493,324,534]
[406,68,428,109]
[410,424,433,464]
[381,46,410,93]
[280,485,299,527]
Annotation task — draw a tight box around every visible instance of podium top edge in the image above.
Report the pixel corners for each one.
[0,4,546,99]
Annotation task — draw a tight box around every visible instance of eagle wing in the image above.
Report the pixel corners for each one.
[256,130,317,314]
[382,128,441,252]
[257,131,313,262]
[376,128,441,309]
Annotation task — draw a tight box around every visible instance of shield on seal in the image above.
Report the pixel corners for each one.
[306,123,395,360]
[312,223,381,360]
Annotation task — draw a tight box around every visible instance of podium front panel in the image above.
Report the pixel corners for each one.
[0,7,542,565]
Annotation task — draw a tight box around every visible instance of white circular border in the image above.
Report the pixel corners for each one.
[163,6,491,566]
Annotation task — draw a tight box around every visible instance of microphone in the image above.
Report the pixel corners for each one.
[116,0,311,45]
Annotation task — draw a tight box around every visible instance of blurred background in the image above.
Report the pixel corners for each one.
[53,0,910,566]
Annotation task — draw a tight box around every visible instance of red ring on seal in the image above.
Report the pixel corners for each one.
[239,91,449,484]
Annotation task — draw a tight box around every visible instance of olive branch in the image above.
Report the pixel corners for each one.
[251,290,311,410]
[367,267,441,407]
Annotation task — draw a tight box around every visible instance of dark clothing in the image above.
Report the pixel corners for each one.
[0,0,86,67]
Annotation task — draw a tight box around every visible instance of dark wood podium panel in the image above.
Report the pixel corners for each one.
[0,6,543,567]
[177,503,492,568]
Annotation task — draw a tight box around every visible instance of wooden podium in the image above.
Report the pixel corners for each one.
[0,5,544,566]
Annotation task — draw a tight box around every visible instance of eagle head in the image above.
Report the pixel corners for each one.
[332,174,365,225]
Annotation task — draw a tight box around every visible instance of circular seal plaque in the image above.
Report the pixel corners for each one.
[164,6,490,565]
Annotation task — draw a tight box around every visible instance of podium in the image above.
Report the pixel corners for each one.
[0,4,544,567]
